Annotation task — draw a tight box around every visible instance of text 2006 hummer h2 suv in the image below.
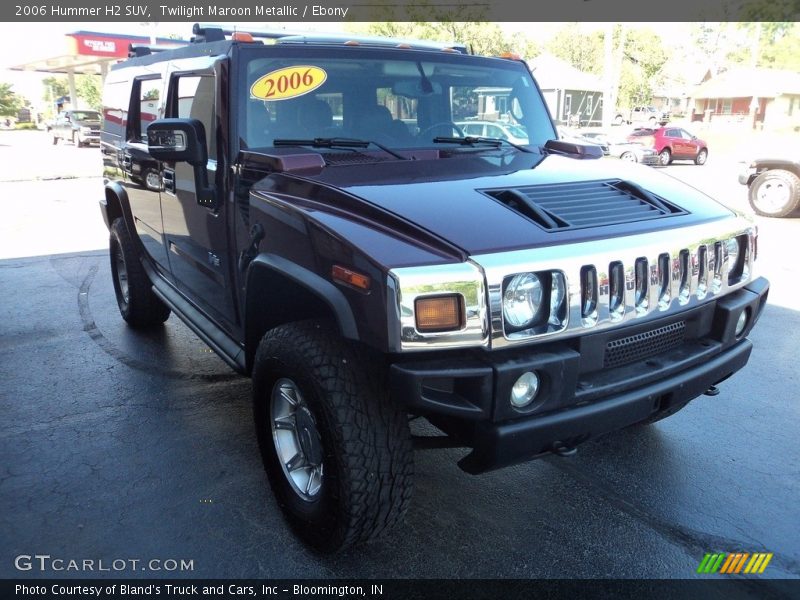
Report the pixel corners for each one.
[99,25,769,552]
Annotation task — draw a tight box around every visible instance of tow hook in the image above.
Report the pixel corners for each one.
[552,442,578,457]
[704,385,721,397]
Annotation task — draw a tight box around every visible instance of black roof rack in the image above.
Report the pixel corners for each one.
[192,23,291,43]
[275,33,466,53]
[128,44,175,58]
[190,23,466,53]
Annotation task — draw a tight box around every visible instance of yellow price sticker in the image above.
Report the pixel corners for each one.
[250,66,328,101]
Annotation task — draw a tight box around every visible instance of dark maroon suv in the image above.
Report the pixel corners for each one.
[628,126,709,166]
[99,25,768,552]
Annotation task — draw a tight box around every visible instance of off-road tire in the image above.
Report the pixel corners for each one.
[253,320,413,553]
[748,169,800,218]
[109,217,171,327]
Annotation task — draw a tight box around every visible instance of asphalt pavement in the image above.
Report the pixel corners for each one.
[0,130,798,584]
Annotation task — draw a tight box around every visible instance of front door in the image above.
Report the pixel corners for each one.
[124,76,171,273]
[159,69,237,328]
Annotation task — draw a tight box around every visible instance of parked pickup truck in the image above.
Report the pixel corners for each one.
[52,109,101,147]
[615,106,670,126]
[99,24,769,553]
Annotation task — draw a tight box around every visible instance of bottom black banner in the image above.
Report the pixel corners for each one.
[2,579,799,600]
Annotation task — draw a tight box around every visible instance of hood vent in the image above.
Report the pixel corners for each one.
[484,179,686,231]
[321,152,393,166]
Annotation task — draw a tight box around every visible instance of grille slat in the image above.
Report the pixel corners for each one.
[604,321,686,368]
[484,179,686,231]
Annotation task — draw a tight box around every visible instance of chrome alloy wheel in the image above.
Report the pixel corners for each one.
[754,178,792,214]
[114,249,130,304]
[270,378,324,501]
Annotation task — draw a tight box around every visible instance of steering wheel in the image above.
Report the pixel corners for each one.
[418,121,465,140]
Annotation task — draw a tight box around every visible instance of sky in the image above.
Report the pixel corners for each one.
[0,21,692,109]
[0,21,346,104]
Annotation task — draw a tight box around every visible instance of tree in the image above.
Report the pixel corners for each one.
[42,74,103,110]
[617,27,668,107]
[546,24,668,110]
[76,75,102,111]
[0,82,24,117]
[547,24,604,74]
[42,76,69,101]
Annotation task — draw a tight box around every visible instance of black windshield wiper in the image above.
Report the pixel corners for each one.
[272,137,409,160]
[433,136,533,153]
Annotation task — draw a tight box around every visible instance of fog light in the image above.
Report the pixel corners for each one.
[735,308,749,338]
[510,371,540,409]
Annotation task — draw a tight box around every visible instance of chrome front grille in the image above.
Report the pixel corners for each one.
[472,220,756,350]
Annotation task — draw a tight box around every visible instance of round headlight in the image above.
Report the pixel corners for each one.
[504,273,543,329]
[549,273,567,326]
[726,238,739,269]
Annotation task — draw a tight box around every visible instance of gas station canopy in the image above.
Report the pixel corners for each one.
[10,30,186,77]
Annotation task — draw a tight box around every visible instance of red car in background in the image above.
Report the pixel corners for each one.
[628,126,709,166]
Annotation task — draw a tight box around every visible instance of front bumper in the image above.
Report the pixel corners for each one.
[738,167,756,186]
[390,278,769,473]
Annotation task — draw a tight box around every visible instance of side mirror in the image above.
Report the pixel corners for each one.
[147,118,216,208]
[147,118,207,166]
[544,138,604,159]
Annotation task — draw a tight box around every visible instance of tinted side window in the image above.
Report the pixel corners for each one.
[126,77,161,143]
[170,75,216,160]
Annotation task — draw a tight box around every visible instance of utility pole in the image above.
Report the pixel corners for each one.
[602,22,614,130]
[750,22,762,68]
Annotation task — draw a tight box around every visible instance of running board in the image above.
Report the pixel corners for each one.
[143,262,247,375]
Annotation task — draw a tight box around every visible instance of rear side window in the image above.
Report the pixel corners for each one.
[169,74,216,160]
[127,77,161,143]
[102,80,130,139]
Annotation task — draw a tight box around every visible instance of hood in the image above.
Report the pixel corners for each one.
[254,150,735,256]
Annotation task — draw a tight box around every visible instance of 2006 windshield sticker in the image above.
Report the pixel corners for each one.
[250,66,328,101]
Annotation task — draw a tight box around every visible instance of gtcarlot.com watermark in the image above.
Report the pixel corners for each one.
[14,554,194,573]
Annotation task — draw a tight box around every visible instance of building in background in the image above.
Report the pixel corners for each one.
[529,54,605,127]
[691,67,800,129]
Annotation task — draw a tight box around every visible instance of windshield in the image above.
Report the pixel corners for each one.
[239,47,555,151]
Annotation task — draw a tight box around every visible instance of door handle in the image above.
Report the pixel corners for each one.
[162,168,175,193]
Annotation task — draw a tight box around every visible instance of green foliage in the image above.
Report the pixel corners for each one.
[0,82,24,117]
[42,76,69,100]
[547,24,604,75]
[617,28,667,107]
[76,75,102,111]
[739,0,800,22]
[546,25,668,110]
[692,22,800,73]
[42,75,102,110]
[15,122,38,130]
[756,23,800,70]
